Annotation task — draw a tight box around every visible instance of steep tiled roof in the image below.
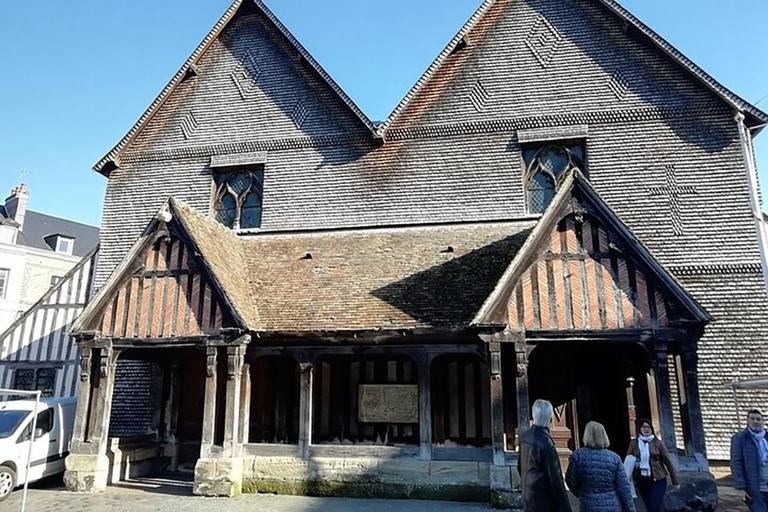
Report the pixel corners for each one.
[169,198,259,329]
[170,199,536,332]
[240,222,535,331]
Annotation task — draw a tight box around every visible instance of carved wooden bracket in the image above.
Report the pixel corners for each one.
[99,348,116,378]
[206,347,217,378]
[516,352,528,378]
[79,350,92,382]
[227,346,245,380]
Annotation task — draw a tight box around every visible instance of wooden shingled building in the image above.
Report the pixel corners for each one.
[64,0,768,506]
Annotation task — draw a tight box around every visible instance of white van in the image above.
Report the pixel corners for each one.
[0,397,76,501]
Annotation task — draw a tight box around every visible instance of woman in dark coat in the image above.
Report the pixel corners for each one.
[627,419,679,512]
[518,399,572,512]
[566,421,636,512]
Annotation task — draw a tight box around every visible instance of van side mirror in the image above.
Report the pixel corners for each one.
[35,427,45,439]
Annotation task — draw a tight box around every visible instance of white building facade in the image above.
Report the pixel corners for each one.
[0,183,99,396]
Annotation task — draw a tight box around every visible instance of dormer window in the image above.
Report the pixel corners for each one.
[524,143,585,214]
[55,236,74,255]
[213,168,264,229]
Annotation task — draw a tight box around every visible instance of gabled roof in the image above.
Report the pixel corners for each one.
[471,169,711,328]
[93,0,377,174]
[77,196,539,334]
[377,0,768,136]
[71,199,253,335]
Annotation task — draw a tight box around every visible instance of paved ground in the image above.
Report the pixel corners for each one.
[0,475,751,511]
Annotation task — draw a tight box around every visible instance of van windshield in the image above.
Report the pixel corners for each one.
[0,410,30,438]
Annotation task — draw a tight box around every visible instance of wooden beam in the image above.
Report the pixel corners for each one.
[223,345,245,457]
[239,362,251,446]
[200,346,218,457]
[652,342,679,464]
[417,354,433,461]
[489,342,505,466]
[680,346,707,461]
[88,346,118,454]
[297,362,314,460]
[515,341,530,442]
[70,348,93,453]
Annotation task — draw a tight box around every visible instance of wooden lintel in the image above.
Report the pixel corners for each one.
[477,329,524,344]
[246,343,485,361]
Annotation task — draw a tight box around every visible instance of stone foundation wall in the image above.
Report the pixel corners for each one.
[242,456,496,502]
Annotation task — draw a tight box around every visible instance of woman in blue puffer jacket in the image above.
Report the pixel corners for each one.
[565,421,636,512]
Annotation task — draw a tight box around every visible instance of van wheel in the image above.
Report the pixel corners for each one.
[0,466,15,501]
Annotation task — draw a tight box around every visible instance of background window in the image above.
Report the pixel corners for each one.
[55,236,74,255]
[524,143,585,214]
[0,268,8,299]
[213,169,264,230]
[13,368,57,397]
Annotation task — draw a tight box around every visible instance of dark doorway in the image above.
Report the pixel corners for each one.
[528,342,653,458]
[175,349,206,468]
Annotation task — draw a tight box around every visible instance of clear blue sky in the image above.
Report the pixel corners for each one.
[0,0,766,227]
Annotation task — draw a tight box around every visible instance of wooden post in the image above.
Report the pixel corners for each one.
[652,342,678,463]
[200,346,218,457]
[417,354,433,461]
[89,346,118,452]
[516,341,530,441]
[71,346,93,452]
[489,342,505,466]
[223,345,245,457]
[680,345,707,459]
[626,376,637,439]
[298,361,314,459]
[162,359,181,470]
[239,362,251,446]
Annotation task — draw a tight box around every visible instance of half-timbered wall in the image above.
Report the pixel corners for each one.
[0,248,97,397]
[99,235,228,339]
[508,214,671,331]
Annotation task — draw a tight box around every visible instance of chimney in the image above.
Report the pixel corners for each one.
[5,183,29,230]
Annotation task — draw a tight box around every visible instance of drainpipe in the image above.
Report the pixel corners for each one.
[735,111,768,295]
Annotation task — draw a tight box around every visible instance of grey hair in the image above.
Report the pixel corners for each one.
[582,421,611,449]
[532,399,554,428]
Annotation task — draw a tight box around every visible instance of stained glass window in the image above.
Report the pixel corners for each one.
[524,143,585,214]
[213,168,264,229]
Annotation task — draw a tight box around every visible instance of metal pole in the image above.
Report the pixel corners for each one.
[0,388,45,512]
[21,390,41,512]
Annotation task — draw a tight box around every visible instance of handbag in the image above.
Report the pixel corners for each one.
[623,454,638,499]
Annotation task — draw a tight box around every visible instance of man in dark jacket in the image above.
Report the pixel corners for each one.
[518,399,572,512]
[732,408,768,512]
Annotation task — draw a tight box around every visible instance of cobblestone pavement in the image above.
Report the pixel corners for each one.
[0,475,751,512]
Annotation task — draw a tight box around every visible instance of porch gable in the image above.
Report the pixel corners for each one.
[72,200,249,340]
[472,170,710,331]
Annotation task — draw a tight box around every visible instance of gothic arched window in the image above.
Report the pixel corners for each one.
[524,144,585,214]
[213,168,264,229]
